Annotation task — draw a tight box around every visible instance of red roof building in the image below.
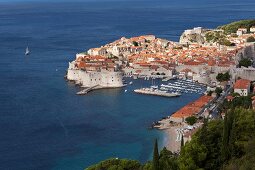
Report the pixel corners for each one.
[234,79,251,96]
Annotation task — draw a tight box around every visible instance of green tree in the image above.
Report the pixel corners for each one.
[216,72,230,82]
[228,108,255,158]
[85,159,141,170]
[217,19,255,34]
[181,135,184,148]
[219,39,234,46]
[152,139,160,170]
[215,87,223,96]
[224,137,255,170]
[179,120,223,170]
[178,135,207,170]
[231,92,240,97]
[216,73,224,82]
[185,116,197,125]
[142,161,153,170]
[159,147,178,170]
[222,110,231,161]
[132,41,139,46]
[239,58,252,68]
[207,91,213,96]
[246,36,255,42]
[230,96,252,109]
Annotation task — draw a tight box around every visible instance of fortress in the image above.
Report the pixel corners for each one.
[66,53,124,88]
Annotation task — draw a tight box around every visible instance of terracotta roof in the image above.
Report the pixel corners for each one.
[171,95,213,118]
[234,79,251,89]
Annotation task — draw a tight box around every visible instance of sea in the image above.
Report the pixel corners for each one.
[0,0,255,169]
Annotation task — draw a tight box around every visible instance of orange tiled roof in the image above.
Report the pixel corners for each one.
[171,95,213,118]
[234,79,251,89]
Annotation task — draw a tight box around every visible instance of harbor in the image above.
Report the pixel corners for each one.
[160,79,206,94]
[132,78,206,98]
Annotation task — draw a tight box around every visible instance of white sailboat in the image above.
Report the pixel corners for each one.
[25,46,30,55]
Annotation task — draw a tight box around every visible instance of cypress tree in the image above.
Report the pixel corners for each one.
[222,109,235,161]
[228,109,238,157]
[222,111,229,161]
[181,135,184,148]
[199,118,208,144]
[153,139,160,170]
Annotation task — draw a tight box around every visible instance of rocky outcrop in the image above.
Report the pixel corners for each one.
[179,32,205,44]
[234,43,255,65]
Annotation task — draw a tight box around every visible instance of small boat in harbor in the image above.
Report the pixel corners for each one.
[151,85,158,89]
[162,77,171,81]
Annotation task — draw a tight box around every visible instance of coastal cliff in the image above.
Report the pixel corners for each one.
[179,32,205,44]
[179,27,209,44]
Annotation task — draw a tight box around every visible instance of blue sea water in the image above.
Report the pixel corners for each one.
[0,0,255,169]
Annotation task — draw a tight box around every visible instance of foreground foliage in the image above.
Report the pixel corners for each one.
[86,159,141,170]
[179,120,223,170]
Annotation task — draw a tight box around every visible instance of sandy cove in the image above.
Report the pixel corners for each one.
[155,118,182,153]
[164,127,181,153]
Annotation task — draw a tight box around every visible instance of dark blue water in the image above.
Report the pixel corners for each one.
[1,0,255,169]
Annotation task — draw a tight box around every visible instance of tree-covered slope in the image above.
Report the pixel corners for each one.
[85,159,141,170]
[217,19,255,34]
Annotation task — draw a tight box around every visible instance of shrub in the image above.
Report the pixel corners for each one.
[216,72,230,82]
[246,36,255,42]
[185,116,198,125]
[85,159,141,170]
[132,41,139,46]
[239,58,252,68]
[215,87,223,96]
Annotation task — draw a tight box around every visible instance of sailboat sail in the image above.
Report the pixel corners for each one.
[25,46,30,55]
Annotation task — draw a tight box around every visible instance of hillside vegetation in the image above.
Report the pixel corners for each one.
[217,19,255,34]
